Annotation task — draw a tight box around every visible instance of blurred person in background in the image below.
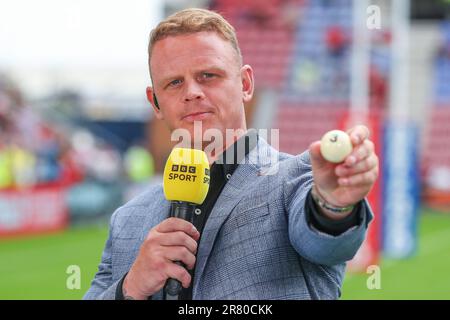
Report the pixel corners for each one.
[85,8,379,300]
[0,76,84,189]
[0,78,40,188]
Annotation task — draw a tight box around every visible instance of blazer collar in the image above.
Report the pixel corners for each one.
[193,136,279,297]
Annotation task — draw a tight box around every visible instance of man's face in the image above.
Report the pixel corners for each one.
[147,31,254,146]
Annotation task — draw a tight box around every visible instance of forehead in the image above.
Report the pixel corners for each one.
[150,32,239,76]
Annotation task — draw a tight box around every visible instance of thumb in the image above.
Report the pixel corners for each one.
[309,141,329,170]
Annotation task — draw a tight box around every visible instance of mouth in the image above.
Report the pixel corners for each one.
[182,111,214,122]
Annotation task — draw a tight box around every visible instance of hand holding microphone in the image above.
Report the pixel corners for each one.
[122,148,210,300]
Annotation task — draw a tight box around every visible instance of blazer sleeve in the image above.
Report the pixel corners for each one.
[283,151,374,267]
[83,211,121,300]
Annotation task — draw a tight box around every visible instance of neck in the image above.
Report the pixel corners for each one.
[204,129,248,165]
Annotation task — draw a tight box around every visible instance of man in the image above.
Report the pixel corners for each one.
[84,8,378,300]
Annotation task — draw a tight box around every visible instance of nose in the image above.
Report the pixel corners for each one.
[183,80,205,102]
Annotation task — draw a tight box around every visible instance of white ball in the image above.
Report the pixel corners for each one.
[320,130,353,163]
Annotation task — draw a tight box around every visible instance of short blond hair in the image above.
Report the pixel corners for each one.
[148,8,242,69]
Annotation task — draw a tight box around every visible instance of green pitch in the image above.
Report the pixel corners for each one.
[341,209,450,300]
[0,224,109,299]
[0,208,449,299]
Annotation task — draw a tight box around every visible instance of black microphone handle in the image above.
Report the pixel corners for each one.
[164,201,196,300]
[170,201,196,221]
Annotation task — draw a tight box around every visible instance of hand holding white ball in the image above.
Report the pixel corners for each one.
[320,130,353,163]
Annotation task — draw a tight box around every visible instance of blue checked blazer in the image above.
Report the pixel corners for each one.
[84,137,373,300]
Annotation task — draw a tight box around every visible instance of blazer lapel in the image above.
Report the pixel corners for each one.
[193,138,276,297]
[192,163,258,294]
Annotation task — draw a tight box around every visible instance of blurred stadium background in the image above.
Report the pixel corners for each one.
[1,0,450,299]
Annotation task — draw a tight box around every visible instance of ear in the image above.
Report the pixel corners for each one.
[240,65,254,103]
[146,86,163,120]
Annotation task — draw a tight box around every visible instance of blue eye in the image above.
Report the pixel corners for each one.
[168,79,182,87]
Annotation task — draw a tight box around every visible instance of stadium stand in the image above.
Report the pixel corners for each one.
[213,0,389,154]
[212,0,302,89]
[422,21,450,209]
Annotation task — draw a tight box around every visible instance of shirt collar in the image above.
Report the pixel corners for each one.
[213,129,258,178]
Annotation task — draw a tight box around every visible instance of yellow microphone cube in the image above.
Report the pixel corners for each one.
[163,148,210,205]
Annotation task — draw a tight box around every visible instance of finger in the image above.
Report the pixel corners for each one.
[309,141,331,169]
[347,125,370,146]
[342,140,375,167]
[337,169,378,187]
[165,263,192,288]
[158,231,198,254]
[156,217,200,241]
[336,154,378,177]
[163,246,196,270]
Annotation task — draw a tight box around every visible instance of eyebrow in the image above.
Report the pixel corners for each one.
[196,66,228,77]
[157,66,229,87]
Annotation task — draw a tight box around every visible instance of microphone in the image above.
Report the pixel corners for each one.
[162,147,210,300]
